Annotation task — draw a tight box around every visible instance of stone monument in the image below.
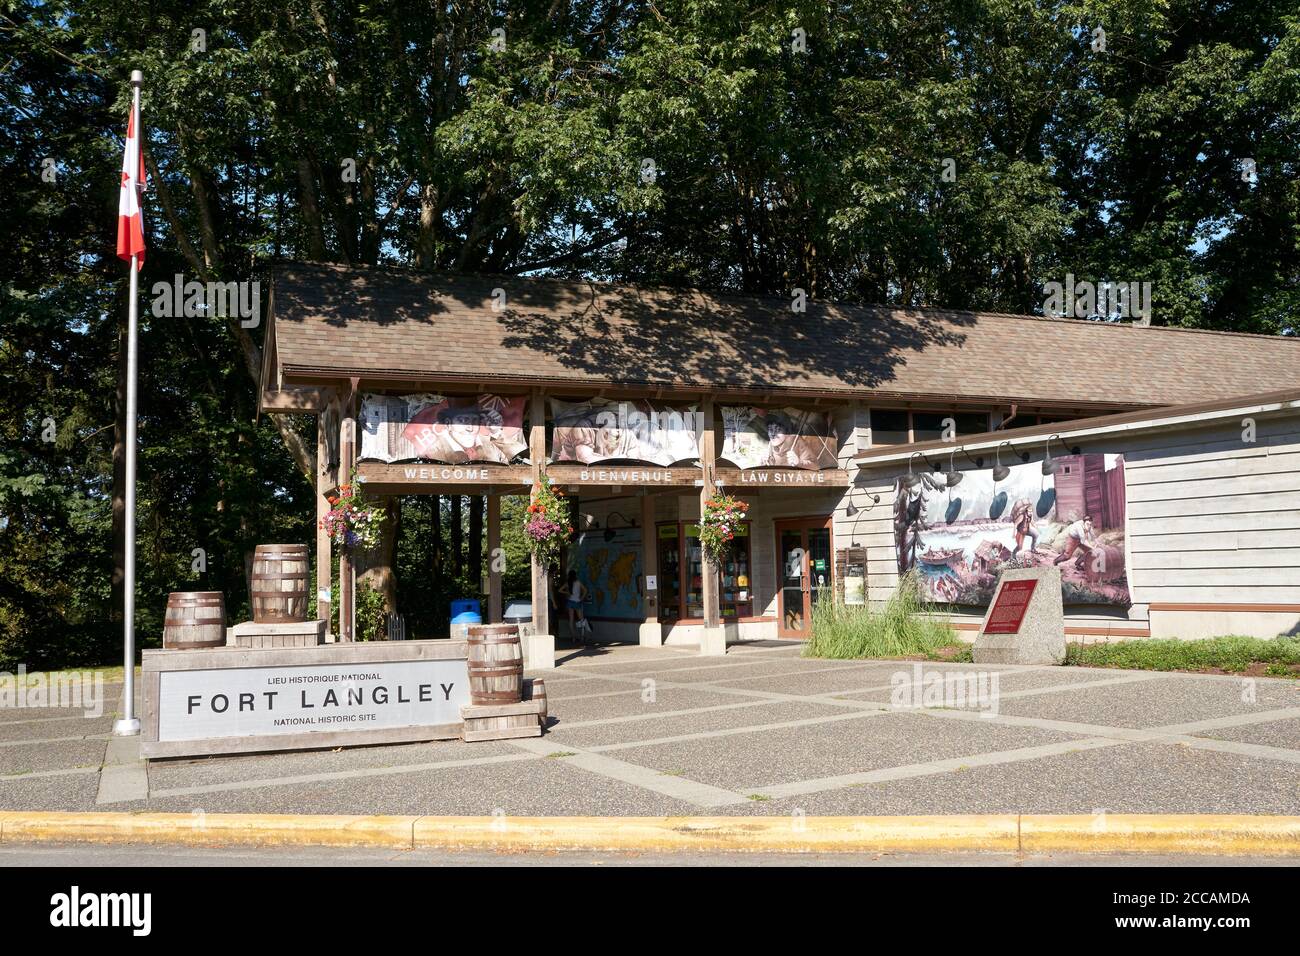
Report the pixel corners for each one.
[972,566,1066,665]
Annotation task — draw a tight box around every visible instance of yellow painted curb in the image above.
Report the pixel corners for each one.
[1021,814,1300,856]
[411,814,1020,853]
[0,811,416,848]
[0,812,1297,854]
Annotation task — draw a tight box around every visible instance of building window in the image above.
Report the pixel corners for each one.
[870,409,992,446]
[869,409,910,445]
[658,521,752,622]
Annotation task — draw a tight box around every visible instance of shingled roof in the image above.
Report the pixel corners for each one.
[266,262,1300,408]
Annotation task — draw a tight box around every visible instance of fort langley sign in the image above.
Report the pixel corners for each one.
[141,640,470,758]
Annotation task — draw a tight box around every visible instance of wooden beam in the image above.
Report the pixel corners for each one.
[261,386,326,413]
[641,493,658,629]
[699,396,720,629]
[339,379,359,642]
[529,389,550,637]
[487,494,503,624]
[316,391,339,628]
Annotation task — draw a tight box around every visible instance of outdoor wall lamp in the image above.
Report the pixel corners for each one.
[1040,434,1081,475]
[603,510,638,541]
[903,452,930,488]
[943,447,965,487]
[844,494,881,517]
[845,494,881,546]
[992,440,1029,482]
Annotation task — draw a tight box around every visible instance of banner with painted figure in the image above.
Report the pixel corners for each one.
[359,393,528,464]
[894,453,1130,606]
[720,406,839,470]
[550,398,700,466]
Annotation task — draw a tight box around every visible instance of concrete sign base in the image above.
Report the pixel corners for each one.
[973,567,1066,665]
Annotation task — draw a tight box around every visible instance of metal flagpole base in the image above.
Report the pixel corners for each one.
[113,717,141,736]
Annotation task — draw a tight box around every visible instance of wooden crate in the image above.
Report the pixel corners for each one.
[461,699,545,742]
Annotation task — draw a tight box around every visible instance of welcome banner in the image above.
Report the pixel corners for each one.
[721,406,838,470]
[550,398,701,466]
[894,453,1130,606]
[359,393,528,464]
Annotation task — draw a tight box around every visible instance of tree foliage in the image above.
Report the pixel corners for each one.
[1,0,1295,666]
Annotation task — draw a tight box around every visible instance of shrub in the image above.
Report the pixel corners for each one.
[803,571,955,659]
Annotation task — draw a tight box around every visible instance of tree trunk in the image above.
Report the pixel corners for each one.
[298,156,328,261]
[431,494,442,580]
[358,496,400,614]
[450,495,463,577]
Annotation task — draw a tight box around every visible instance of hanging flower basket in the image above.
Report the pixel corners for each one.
[319,473,386,554]
[699,492,749,567]
[524,475,572,568]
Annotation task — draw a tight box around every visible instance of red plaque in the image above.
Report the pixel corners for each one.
[983,579,1038,635]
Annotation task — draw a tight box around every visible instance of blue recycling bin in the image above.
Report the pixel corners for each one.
[450,598,482,626]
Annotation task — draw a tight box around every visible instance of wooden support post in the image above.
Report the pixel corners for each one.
[316,391,338,629]
[487,494,502,624]
[527,390,548,658]
[639,492,661,646]
[699,396,724,654]
[339,380,358,642]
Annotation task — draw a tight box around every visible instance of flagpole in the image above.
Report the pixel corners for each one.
[113,69,144,737]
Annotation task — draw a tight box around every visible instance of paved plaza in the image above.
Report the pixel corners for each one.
[2,642,1298,817]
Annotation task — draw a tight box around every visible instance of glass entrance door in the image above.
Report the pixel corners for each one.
[775,517,834,638]
[779,528,807,635]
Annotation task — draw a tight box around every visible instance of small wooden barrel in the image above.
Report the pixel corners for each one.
[467,624,523,704]
[163,592,226,649]
[251,544,310,623]
[524,678,548,727]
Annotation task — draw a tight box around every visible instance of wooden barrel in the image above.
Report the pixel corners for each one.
[467,624,523,704]
[163,592,226,649]
[251,544,310,623]
[524,678,548,728]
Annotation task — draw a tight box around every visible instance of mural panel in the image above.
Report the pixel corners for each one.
[894,454,1130,606]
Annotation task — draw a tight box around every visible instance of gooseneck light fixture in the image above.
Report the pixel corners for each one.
[992,440,1029,483]
[903,452,930,489]
[944,447,965,488]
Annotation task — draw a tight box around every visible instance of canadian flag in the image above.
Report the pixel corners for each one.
[116,91,147,266]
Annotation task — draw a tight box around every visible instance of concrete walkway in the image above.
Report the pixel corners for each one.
[1,642,1297,817]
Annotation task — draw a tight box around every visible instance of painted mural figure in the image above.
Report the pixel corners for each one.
[1052,515,1097,570]
[1010,498,1039,555]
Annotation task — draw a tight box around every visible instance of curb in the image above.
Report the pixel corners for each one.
[2,812,1299,854]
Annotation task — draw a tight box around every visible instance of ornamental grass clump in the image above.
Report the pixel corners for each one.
[524,476,572,567]
[699,492,749,566]
[804,571,954,659]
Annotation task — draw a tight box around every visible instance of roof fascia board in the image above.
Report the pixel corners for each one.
[855,394,1300,467]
